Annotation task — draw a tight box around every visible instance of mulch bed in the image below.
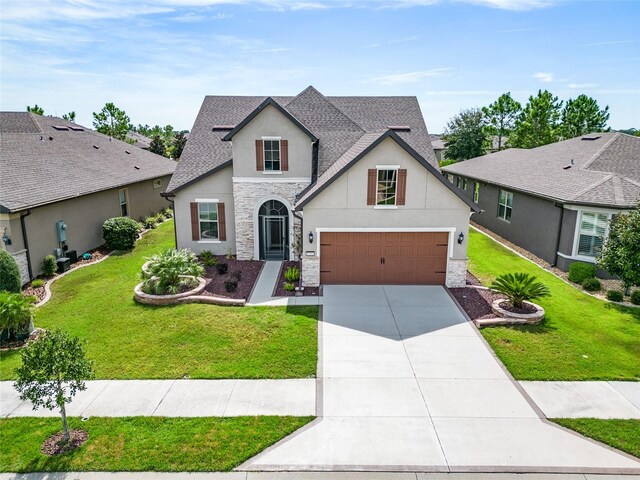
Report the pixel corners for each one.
[466,271,483,286]
[498,301,538,314]
[0,328,45,351]
[450,286,505,321]
[70,246,110,269]
[41,429,88,456]
[22,283,46,302]
[200,256,264,300]
[274,261,320,297]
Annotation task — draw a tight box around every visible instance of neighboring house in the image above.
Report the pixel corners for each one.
[164,86,478,287]
[126,131,152,150]
[0,112,176,285]
[442,133,640,276]
[431,135,507,163]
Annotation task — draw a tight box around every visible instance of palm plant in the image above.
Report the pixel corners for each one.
[0,291,35,341]
[490,272,550,309]
[142,249,204,295]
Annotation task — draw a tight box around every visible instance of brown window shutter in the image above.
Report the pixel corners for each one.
[367,169,377,205]
[217,203,226,242]
[397,169,407,205]
[281,139,288,171]
[255,139,264,171]
[190,202,200,241]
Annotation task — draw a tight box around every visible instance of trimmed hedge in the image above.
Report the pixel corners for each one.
[103,217,139,251]
[631,290,640,306]
[582,277,602,292]
[0,249,21,293]
[41,255,57,278]
[568,262,596,284]
[606,290,624,302]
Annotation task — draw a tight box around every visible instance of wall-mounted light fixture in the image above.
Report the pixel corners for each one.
[2,228,11,246]
[458,232,465,244]
[308,231,314,244]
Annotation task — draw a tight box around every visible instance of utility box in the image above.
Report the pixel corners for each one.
[66,250,78,264]
[56,220,67,243]
[56,257,70,274]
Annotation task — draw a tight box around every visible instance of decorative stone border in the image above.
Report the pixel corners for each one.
[485,299,545,326]
[134,276,206,305]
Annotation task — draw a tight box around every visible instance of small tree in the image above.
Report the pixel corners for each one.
[92,102,132,141]
[560,95,609,139]
[597,205,640,295]
[62,111,76,122]
[442,108,488,161]
[15,330,93,444]
[510,90,562,149]
[490,272,550,309]
[482,92,521,150]
[27,105,44,115]
[171,132,187,160]
[149,134,167,157]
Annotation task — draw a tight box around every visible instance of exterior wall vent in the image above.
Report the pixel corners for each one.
[388,126,411,132]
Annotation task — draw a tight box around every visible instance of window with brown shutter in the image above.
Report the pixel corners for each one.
[217,203,226,241]
[255,139,264,171]
[281,139,288,171]
[367,169,376,205]
[190,202,199,241]
[397,169,407,205]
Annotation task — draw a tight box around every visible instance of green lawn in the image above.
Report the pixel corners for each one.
[468,229,640,381]
[553,418,640,459]
[0,416,313,472]
[0,220,318,380]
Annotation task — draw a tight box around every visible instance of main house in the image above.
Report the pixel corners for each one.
[442,132,640,275]
[165,86,478,287]
[0,112,176,284]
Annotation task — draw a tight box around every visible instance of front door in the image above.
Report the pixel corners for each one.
[263,216,287,260]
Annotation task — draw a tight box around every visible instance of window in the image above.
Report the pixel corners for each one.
[473,182,480,203]
[577,211,609,257]
[456,177,461,188]
[263,139,280,171]
[119,189,128,217]
[198,203,219,240]
[498,190,513,221]
[462,179,468,190]
[377,169,398,205]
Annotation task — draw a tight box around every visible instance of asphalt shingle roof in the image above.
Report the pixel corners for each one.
[442,132,640,208]
[0,113,177,212]
[167,86,437,193]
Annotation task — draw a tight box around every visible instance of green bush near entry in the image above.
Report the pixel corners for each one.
[568,262,596,284]
[0,250,21,293]
[103,217,139,251]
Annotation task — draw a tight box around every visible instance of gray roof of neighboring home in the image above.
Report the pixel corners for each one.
[126,131,152,149]
[0,112,176,213]
[167,86,438,194]
[442,132,640,208]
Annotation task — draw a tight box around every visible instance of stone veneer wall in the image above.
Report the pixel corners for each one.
[12,250,30,286]
[301,256,320,287]
[232,181,309,260]
[446,258,467,288]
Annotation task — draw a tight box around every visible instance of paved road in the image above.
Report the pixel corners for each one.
[242,285,640,473]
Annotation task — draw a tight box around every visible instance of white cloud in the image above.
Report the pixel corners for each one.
[580,40,634,47]
[568,83,597,89]
[290,2,329,10]
[533,72,554,82]
[367,68,452,85]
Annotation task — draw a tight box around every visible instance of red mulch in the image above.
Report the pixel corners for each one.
[498,301,538,314]
[450,287,505,321]
[274,261,320,297]
[41,429,88,456]
[200,256,264,300]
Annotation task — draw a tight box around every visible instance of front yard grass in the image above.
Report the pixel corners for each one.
[468,229,640,381]
[0,220,318,380]
[553,418,640,459]
[0,416,313,472]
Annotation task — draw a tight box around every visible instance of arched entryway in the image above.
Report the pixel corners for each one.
[258,199,289,260]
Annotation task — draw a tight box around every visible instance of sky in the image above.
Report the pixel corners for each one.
[1,0,638,134]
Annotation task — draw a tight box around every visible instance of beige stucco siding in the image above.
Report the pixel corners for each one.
[301,138,471,285]
[231,105,313,179]
[174,165,235,255]
[3,176,171,280]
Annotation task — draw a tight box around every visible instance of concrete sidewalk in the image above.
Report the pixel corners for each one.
[247,261,321,306]
[521,381,640,419]
[1,379,315,418]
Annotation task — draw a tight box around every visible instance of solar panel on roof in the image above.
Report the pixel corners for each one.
[52,125,69,131]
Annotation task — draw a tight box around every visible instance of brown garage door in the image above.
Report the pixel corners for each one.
[320,231,449,285]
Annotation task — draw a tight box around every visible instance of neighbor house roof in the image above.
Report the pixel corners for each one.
[0,112,177,213]
[442,132,640,209]
[166,86,438,194]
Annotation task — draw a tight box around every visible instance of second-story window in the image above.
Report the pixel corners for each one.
[263,139,281,171]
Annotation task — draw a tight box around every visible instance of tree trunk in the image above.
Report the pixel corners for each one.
[625,284,632,296]
[58,380,70,444]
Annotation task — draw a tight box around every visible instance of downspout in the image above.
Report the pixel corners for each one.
[19,209,33,280]
[161,193,178,249]
[552,202,565,267]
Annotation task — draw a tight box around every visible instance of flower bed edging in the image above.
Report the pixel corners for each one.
[133,276,207,306]
[488,299,545,325]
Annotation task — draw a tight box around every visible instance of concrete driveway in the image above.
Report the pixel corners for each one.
[242,285,640,473]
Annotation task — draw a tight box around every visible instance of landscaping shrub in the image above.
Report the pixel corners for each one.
[224,280,238,292]
[631,290,640,305]
[231,270,242,282]
[284,266,300,282]
[568,262,596,284]
[0,291,35,341]
[490,272,551,308]
[41,255,57,278]
[142,216,158,230]
[162,207,173,219]
[606,290,624,302]
[31,279,44,288]
[0,249,21,293]
[216,263,228,275]
[142,248,204,295]
[284,282,295,292]
[582,277,602,292]
[153,213,165,224]
[200,250,218,267]
[103,217,139,251]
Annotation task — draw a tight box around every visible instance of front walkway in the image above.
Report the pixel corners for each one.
[247,261,320,306]
[242,285,640,473]
[0,379,315,418]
